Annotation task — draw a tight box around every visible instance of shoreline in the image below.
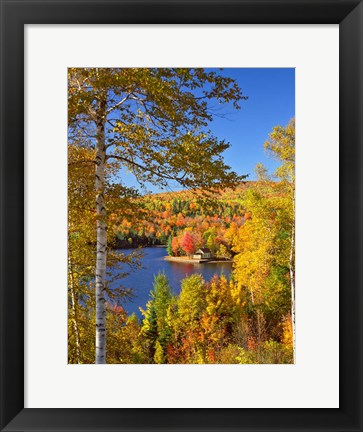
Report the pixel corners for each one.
[113,244,167,250]
[164,256,232,264]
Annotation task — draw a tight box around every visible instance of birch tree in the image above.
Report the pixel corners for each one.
[264,118,295,361]
[68,143,141,363]
[68,68,247,364]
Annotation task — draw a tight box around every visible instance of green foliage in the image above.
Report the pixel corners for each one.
[140,273,173,362]
[137,270,293,364]
[166,235,173,256]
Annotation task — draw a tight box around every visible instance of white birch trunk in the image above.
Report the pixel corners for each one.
[95,100,107,364]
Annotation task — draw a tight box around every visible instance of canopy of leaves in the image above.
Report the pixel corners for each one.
[68,67,247,193]
[264,118,295,182]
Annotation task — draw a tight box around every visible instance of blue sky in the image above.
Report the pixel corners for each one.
[120,68,295,193]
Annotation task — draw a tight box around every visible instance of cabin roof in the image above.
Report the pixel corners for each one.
[197,248,211,254]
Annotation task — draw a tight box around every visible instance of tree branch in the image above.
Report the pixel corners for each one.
[106,154,186,183]
[106,94,131,115]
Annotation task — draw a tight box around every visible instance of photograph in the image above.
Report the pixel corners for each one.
[68,67,295,365]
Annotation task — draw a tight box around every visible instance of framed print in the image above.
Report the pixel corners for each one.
[0,0,362,431]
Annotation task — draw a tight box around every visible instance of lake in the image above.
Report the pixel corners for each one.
[109,247,232,318]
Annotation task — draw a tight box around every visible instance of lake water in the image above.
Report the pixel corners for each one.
[110,247,232,318]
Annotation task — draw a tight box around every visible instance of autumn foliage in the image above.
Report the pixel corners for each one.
[180,232,197,256]
[68,119,295,365]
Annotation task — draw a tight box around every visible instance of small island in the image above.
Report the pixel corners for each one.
[164,230,232,264]
[165,255,232,264]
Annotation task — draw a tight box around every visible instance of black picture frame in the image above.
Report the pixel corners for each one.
[1,1,362,431]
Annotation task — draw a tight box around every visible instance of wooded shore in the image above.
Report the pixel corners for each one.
[164,256,232,264]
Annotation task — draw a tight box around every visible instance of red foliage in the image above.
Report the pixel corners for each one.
[207,349,216,363]
[180,232,197,256]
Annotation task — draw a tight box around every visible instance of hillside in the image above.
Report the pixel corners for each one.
[110,181,275,257]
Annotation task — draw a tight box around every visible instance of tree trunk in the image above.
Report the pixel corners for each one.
[95,100,107,364]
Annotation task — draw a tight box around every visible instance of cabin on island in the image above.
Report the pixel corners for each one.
[193,248,212,260]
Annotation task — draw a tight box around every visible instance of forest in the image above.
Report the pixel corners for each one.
[68,68,295,364]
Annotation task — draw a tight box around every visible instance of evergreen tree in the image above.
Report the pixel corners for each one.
[140,273,173,362]
[166,235,173,256]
